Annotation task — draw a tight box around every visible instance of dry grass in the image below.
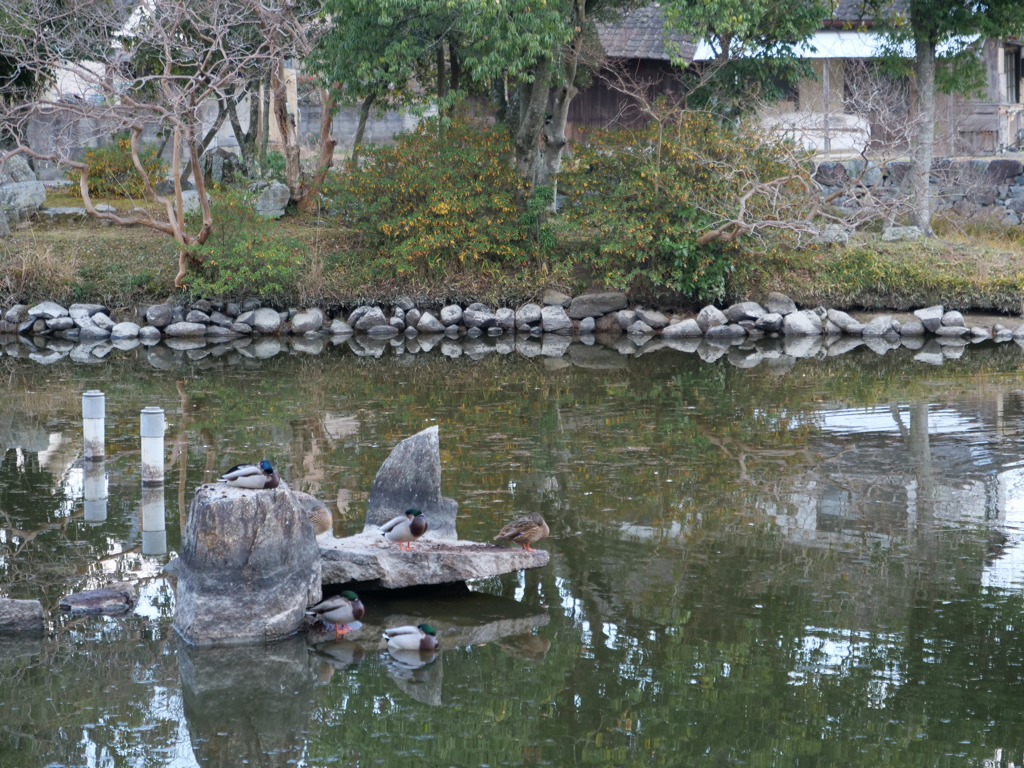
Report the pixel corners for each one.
[0,236,81,305]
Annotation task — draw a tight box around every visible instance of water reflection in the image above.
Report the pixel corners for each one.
[177,634,315,768]
[6,339,1024,765]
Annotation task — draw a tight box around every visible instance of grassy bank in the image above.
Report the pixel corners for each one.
[3,188,1024,314]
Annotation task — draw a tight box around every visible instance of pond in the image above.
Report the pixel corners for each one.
[3,332,1024,767]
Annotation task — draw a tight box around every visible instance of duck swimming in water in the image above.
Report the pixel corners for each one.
[383,623,439,651]
[218,460,280,489]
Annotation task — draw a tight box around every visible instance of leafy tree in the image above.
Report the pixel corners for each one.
[661,0,832,113]
[855,0,1024,235]
[311,0,638,194]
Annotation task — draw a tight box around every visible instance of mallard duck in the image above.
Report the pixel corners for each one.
[218,460,280,489]
[380,508,428,550]
[383,623,439,651]
[494,512,549,551]
[307,591,365,637]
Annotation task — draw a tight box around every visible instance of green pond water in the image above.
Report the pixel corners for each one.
[4,335,1024,767]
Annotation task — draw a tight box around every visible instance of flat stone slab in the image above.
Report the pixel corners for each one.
[320,533,549,589]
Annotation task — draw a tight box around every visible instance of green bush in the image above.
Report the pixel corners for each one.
[183,191,304,300]
[560,113,804,301]
[67,134,167,199]
[331,116,533,276]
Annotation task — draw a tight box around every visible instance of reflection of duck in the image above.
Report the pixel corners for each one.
[383,623,439,651]
[494,513,549,551]
[308,592,365,637]
[380,509,427,550]
[218,460,280,489]
[307,502,332,537]
[382,648,439,681]
[498,633,552,663]
[316,643,366,671]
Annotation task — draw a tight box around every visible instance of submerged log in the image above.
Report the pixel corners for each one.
[60,582,136,615]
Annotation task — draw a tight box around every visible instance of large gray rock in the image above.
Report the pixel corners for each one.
[186,310,211,325]
[139,325,162,342]
[165,322,208,337]
[515,304,542,327]
[755,313,784,332]
[175,190,212,216]
[862,315,895,337]
[541,305,572,334]
[255,182,291,219]
[662,319,703,338]
[364,426,458,540]
[765,292,797,315]
[252,307,283,334]
[696,305,728,333]
[826,309,862,334]
[28,301,68,320]
[417,312,445,333]
[615,309,636,330]
[541,288,571,307]
[635,308,669,330]
[146,304,175,328]
[463,309,497,329]
[705,324,746,341]
[724,302,766,323]
[0,154,36,184]
[567,292,628,319]
[914,305,944,332]
[3,304,26,324]
[941,310,965,328]
[46,317,75,331]
[290,308,324,334]
[173,483,321,646]
[0,180,46,218]
[74,314,111,339]
[320,535,548,589]
[0,598,45,632]
[899,319,926,336]
[440,305,463,326]
[882,226,924,242]
[91,312,115,331]
[782,310,822,336]
[111,321,140,340]
[59,583,136,615]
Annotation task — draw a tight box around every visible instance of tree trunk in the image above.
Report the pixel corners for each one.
[514,59,550,188]
[259,78,271,171]
[272,58,303,204]
[911,37,936,235]
[227,80,261,176]
[541,35,581,187]
[296,89,336,212]
[436,43,448,105]
[180,99,230,186]
[449,41,461,95]
[352,92,377,165]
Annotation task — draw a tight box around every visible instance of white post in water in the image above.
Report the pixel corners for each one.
[83,460,108,524]
[140,485,167,555]
[140,407,165,485]
[82,390,105,461]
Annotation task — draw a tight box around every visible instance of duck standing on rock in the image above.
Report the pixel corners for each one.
[380,508,427,550]
[308,591,365,637]
[383,623,439,651]
[494,512,549,551]
[218,460,280,489]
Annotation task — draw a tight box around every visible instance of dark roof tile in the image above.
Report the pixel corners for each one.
[595,5,696,62]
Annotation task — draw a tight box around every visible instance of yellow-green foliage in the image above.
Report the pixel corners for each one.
[66,136,167,200]
[561,113,804,300]
[333,116,532,276]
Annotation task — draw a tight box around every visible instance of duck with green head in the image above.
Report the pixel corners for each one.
[383,623,439,651]
[379,508,428,550]
[308,591,365,638]
[218,460,280,489]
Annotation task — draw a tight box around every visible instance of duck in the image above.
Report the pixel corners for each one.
[380,508,428,550]
[218,460,280,489]
[307,591,365,637]
[383,623,439,651]
[494,512,549,551]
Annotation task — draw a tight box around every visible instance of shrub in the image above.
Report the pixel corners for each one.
[560,113,804,301]
[66,135,167,199]
[332,116,533,276]
[183,191,304,300]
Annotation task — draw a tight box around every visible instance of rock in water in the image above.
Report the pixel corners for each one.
[0,597,45,632]
[173,483,321,646]
[60,583,137,615]
[364,425,459,539]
